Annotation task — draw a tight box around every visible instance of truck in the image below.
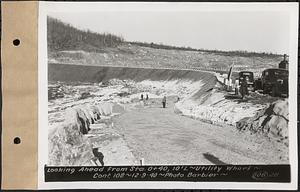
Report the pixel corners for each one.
[256,68,288,97]
[238,71,254,90]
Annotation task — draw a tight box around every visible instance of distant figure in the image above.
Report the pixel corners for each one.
[162,96,167,108]
[141,94,144,100]
[279,54,289,69]
[146,94,149,100]
[177,96,180,102]
[240,77,248,99]
[92,148,104,166]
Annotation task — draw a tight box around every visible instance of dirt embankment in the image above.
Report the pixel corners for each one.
[49,63,217,83]
[48,103,111,165]
[175,84,289,146]
[48,102,136,166]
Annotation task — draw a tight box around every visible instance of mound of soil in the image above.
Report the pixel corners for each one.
[236,99,288,145]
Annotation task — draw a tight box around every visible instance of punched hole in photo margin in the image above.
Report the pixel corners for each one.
[13,137,21,144]
[13,39,20,46]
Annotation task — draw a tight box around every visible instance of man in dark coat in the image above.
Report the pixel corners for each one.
[278,54,288,69]
[162,96,167,108]
[240,77,248,99]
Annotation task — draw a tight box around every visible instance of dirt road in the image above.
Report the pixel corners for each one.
[113,97,288,165]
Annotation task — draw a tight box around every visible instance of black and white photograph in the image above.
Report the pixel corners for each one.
[38,2,298,189]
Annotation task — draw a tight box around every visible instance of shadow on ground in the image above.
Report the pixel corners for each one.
[203,152,228,165]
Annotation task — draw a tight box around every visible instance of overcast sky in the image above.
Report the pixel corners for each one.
[48,10,290,54]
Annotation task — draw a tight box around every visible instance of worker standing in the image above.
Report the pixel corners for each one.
[240,77,248,99]
[278,54,289,69]
[235,78,239,95]
[162,96,167,108]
